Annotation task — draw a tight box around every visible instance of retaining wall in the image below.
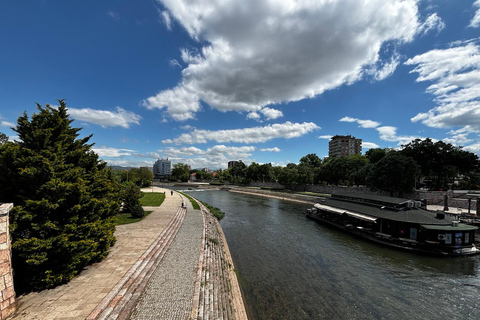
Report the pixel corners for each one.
[0,204,14,319]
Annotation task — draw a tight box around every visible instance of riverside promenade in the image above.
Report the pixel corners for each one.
[12,187,247,320]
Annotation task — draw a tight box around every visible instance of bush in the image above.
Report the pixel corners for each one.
[130,204,145,218]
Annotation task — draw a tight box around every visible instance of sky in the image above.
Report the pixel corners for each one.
[1,0,480,170]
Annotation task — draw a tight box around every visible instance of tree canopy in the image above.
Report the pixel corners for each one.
[0,101,121,292]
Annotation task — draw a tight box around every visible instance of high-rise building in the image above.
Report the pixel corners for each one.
[228,161,239,169]
[328,135,362,157]
[153,158,171,178]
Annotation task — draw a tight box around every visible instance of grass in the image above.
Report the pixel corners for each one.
[178,192,201,210]
[115,211,152,225]
[139,192,165,206]
[200,201,225,220]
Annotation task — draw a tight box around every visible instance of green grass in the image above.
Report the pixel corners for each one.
[139,192,165,206]
[200,201,225,220]
[115,211,152,225]
[179,192,201,210]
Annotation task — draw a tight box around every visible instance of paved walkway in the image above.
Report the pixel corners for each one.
[12,187,182,320]
[129,197,203,319]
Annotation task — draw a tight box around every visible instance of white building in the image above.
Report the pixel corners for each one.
[153,158,171,178]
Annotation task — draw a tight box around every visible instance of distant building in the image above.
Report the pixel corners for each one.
[228,161,239,169]
[328,135,362,157]
[153,158,171,178]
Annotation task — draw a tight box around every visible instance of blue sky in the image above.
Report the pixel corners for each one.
[1,0,480,169]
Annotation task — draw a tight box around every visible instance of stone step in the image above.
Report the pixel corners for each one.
[87,206,186,320]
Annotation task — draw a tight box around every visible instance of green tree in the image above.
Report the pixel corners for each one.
[299,153,322,168]
[0,101,120,293]
[365,148,386,164]
[171,163,189,182]
[367,151,420,196]
[122,181,144,218]
[400,138,480,189]
[0,132,7,145]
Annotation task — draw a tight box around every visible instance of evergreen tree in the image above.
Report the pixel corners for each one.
[0,101,121,292]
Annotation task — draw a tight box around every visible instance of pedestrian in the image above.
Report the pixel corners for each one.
[182,202,184,208]
[171,190,173,196]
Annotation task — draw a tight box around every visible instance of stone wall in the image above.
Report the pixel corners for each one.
[0,203,14,319]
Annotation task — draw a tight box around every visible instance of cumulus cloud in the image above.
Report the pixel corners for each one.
[162,121,319,144]
[260,147,281,152]
[340,116,380,128]
[68,107,141,128]
[376,126,422,145]
[162,145,256,169]
[92,146,135,157]
[260,107,283,121]
[362,142,380,149]
[406,43,480,134]
[145,0,423,120]
[470,1,480,28]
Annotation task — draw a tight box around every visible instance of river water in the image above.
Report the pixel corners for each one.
[183,189,480,320]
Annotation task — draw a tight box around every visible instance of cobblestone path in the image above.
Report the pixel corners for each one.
[128,199,204,320]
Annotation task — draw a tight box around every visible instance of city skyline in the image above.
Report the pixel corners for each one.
[1,1,480,169]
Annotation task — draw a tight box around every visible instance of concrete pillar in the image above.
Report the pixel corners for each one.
[0,203,15,319]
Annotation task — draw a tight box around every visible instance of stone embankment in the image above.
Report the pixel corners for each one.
[191,202,247,320]
[229,187,319,205]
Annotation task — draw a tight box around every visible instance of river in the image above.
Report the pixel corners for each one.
[183,189,480,320]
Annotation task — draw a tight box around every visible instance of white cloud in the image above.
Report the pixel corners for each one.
[0,121,14,128]
[318,135,332,140]
[246,112,261,120]
[162,145,256,169]
[260,147,281,152]
[162,121,319,144]
[470,1,480,28]
[260,108,283,121]
[92,146,135,157]
[108,11,120,21]
[362,142,380,149]
[376,126,422,145]
[418,13,445,35]
[68,107,141,128]
[340,116,380,128]
[169,59,181,68]
[160,10,172,30]
[372,54,401,81]
[406,43,480,133]
[464,142,480,153]
[146,0,422,120]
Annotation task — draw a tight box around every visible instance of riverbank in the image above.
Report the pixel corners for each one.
[228,187,320,204]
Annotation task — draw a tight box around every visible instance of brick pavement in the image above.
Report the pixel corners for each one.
[12,187,182,320]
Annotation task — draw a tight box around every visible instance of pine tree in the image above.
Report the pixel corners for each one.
[0,101,121,292]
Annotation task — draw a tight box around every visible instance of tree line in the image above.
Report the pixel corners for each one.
[171,140,480,196]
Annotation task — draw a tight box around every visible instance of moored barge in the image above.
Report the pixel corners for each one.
[306,192,479,257]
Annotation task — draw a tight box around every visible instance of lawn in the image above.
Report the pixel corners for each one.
[139,192,166,206]
[179,192,200,210]
[115,211,153,225]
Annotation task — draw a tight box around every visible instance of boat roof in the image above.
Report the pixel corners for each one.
[322,198,457,225]
[332,192,412,206]
[421,224,477,231]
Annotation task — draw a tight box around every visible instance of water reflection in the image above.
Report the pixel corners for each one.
[184,189,480,320]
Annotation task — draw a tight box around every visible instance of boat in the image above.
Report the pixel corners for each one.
[306,192,479,257]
